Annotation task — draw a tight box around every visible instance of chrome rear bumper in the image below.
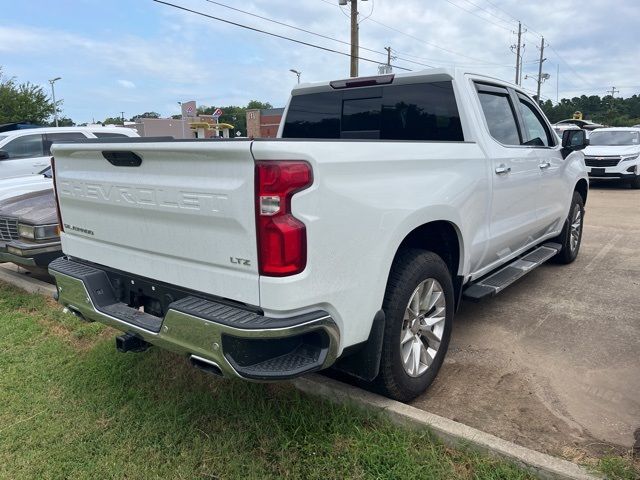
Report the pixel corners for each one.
[49,257,340,380]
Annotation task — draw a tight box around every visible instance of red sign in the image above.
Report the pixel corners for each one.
[212,108,223,118]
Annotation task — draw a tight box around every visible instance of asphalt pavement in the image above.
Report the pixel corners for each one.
[412,182,640,459]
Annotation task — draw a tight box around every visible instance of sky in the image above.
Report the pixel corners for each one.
[1,0,639,124]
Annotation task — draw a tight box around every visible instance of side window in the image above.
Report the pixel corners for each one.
[518,99,553,147]
[43,132,88,155]
[1,134,45,159]
[477,90,521,146]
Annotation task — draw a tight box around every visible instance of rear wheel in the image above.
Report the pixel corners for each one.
[375,249,454,402]
[552,191,584,264]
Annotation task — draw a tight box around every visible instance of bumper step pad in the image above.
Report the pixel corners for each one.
[463,243,561,300]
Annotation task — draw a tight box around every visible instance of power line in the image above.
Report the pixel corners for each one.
[457,0,517,26]
[153,0,415,71]
[200,0,386,62]
[440,0,513,31]
[389,47,534,68]
[470,1,593,89]
[317,0,504,65]
[202,0,436,69]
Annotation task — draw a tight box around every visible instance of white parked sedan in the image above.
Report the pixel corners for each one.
[0,126,139,179]
[0,167,52,201]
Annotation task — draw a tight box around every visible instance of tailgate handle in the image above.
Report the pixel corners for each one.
[102,151,142,167]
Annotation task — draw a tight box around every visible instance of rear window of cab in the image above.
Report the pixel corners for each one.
[282,81,464,142]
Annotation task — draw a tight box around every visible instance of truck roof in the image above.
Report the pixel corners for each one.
[290,68,520,96]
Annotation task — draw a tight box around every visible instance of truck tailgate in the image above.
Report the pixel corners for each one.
[52,140,259,305]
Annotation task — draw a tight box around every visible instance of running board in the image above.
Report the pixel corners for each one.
[463,243,561,301]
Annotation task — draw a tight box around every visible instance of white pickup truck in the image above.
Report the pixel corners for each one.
[49,70,589,401]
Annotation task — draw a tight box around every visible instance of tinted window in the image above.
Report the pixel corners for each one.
[478,92,520,145]
[93,132,130,138]
[519,100,553,146]
[342,97,381,137]
[282,82,464,141]
[44,132,88,155]
[1,134,44,159]
[283,92,341,138]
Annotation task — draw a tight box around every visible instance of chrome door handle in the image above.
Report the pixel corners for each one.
[539,161,551,169]
[495,165,511,175]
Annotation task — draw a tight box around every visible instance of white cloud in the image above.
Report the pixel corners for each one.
[1,0,639,123]
[117,80,136,89]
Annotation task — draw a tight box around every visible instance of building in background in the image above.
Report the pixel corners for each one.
[131,118,191,138]
[130,106,235,139]
[246,107,284,138]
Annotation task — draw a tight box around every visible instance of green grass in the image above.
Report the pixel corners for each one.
[0,282,626,480]
[597,456,639,480]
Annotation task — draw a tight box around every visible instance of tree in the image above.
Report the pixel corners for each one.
[540,92,640,126]
[48,117,75,127]
[103,117,124,125]
[0,67,55,125]
[130,111,160,121]
[247,100,273,110]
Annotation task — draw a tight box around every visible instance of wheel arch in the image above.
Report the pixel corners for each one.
[575,178,588,205]
[389,220,464,309]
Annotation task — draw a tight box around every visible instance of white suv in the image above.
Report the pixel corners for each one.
[583,127,640,188]
[0,127,139,179]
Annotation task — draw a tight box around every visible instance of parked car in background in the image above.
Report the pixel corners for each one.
[555,118,604,131]
[583,127,640,188]
[0,167,52,201]
[0,126,139,179]
[552,123,581,141]
[0,176,60,270]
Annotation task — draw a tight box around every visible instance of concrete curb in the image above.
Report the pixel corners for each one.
[293,375,601,480]
[0,265,600,479]
[0,264,56,296]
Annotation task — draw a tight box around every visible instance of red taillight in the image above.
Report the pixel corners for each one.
[50,157,64,232]
[255,161,312,276]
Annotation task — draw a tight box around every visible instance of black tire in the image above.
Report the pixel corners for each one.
[552,191,585,264]
[374,249,454,402]
[629,175,640,189]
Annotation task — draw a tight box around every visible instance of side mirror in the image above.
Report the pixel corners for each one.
[561,130,589,159]
[0,150,9,160]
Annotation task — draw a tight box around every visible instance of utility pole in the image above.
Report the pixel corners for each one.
[350,0,359,77]
[536,36,546,102]
[514,22,522,85]
[385,46,391,68]
[556,64,559,103]
[120,111,125,125]
[607,86,620,109]
[48,77,61,127]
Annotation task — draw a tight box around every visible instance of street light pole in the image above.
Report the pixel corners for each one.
[48,77,61,127]
[178,101,186,139]
[289,69,302,84]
